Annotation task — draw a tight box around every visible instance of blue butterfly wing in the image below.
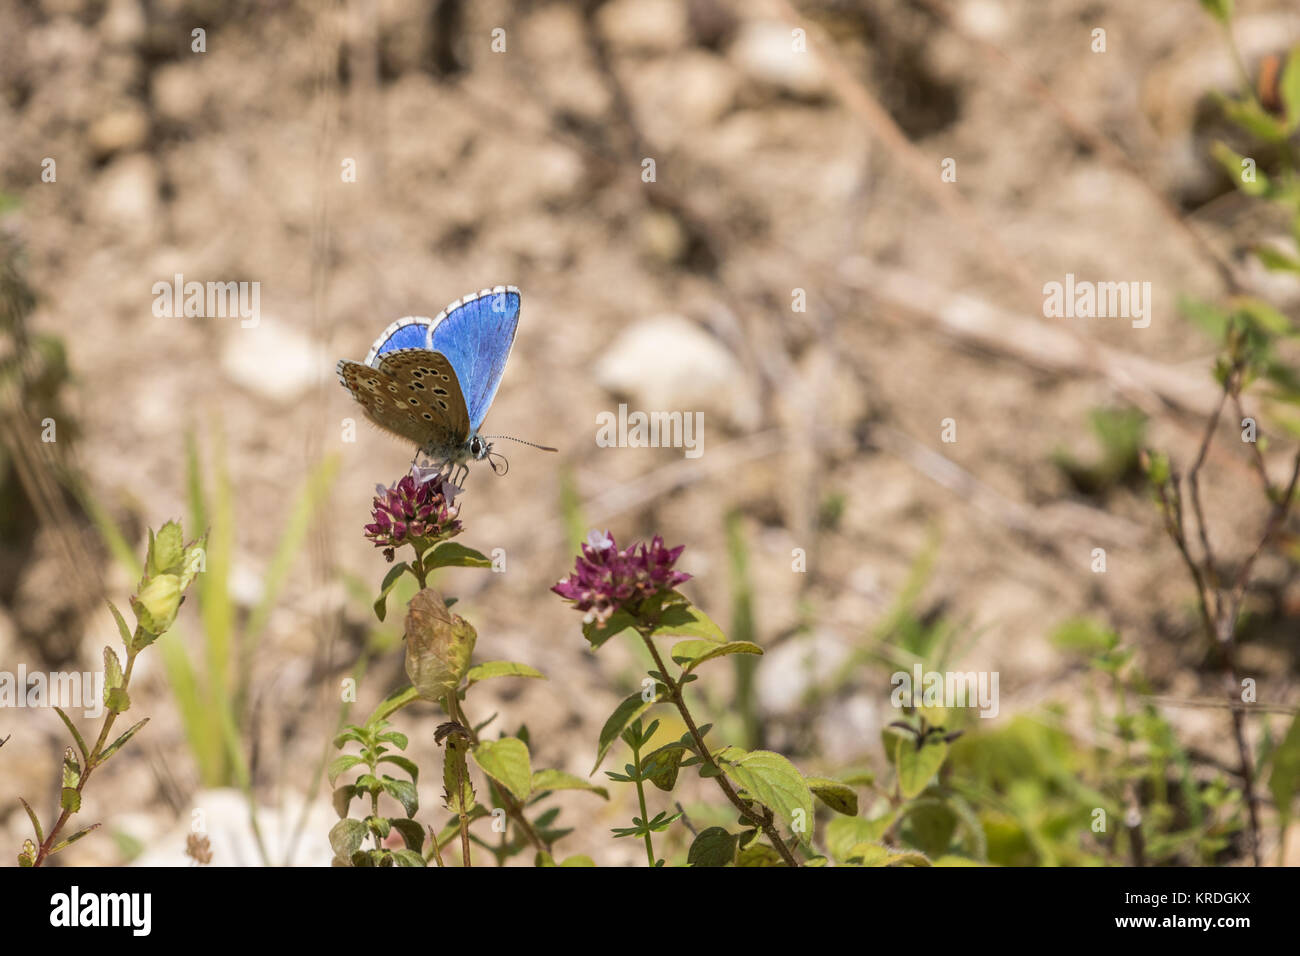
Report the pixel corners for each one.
[427,286,520,433]
[363,316,434,367]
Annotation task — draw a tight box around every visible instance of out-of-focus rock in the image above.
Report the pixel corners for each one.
[89,107,150,158]
[152,63,206,122]
[102,0,146,47]
[221,319,327,404]
[730,20,828,99]
[91,154,160,231]
[756,628,851,714]
[130,788,335,866]
[593,313,755,428]
[598,0,690,53]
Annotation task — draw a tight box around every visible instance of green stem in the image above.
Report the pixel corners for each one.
[448,693,547,857]
[32,644,140,866]
[629,737,657,867]
[638,630,800,867]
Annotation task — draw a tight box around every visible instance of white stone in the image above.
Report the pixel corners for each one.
[130,788,335,866]
[593,313,754,427]
[220,319,328,404]
[730,20,828,98]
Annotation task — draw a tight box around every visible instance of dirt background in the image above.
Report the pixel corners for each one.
[2,0,1299,866]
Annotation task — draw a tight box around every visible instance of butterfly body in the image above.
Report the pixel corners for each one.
[337,285,525,477]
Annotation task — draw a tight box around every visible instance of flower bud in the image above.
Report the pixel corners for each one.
[133,573,181,635]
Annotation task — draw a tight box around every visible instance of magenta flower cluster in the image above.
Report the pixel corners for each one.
[364,473,461,555]
[552,531,691,623]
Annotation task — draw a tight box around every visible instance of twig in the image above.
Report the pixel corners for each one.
[639,633,801,867]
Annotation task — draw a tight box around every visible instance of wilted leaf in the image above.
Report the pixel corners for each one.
[405,588,476,701]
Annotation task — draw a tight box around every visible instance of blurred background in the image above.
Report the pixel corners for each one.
[2,0,1300,866]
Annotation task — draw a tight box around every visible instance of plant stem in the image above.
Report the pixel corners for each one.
[32,649,139,866]
[629,737,657,867]
[638,631,800,867]
[456,759,472,867]
[448,693,547,857]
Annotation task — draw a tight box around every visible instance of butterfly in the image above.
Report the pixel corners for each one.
[336,285,555,484]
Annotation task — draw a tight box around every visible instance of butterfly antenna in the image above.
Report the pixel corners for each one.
[481,435,559,453]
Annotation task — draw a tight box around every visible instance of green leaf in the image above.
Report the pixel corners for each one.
[60,788,81,813]
[1254,244,1300,274]
[905,798,960,857]
[718,749,815,838]
[328,755,366,784]
[1211,142,1269,197]
[593,692,659,774]
[1282,45,1300,132]
[1052,617,1119,656]
[582,610,638,650]
[1179,296,1233,342]
[826,813,898,862]
[466,660,546,685]
[1268,711,1300,830]
[470,737,532,803]
[531,768,610,800]
[845,842,932,866]
[381,777,419,817]
[1221,96,1287,144]
[61,748,81,789]
[18,798,43,844]
[687,826,739,867]
[640,743,686,791]
[333,727,367,750]
[378,754,419,784]
[1198,0,1232,23]
[366,685,419,727]
[332,784,358,818]
[442,734,476,815]
[423,542,492,571]
[53,707,90,767]
[651,600,727,643]
[106,600,134,649]
[670,639,762,672]
[1237,297,1292,336]
[806,776,859,816]
[151,520,185,575]
[103,647,124,697]
[391,848,426,867]
[890,733,950,799]
[373,562,412,623]
[329,818,368,858]
[736,843,784,866]
[49,823,101,854]
[97,718,149,764]
[389,817,425,852]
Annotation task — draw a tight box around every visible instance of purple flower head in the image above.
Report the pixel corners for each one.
[365,472,461,555]
[552,530,692,623]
